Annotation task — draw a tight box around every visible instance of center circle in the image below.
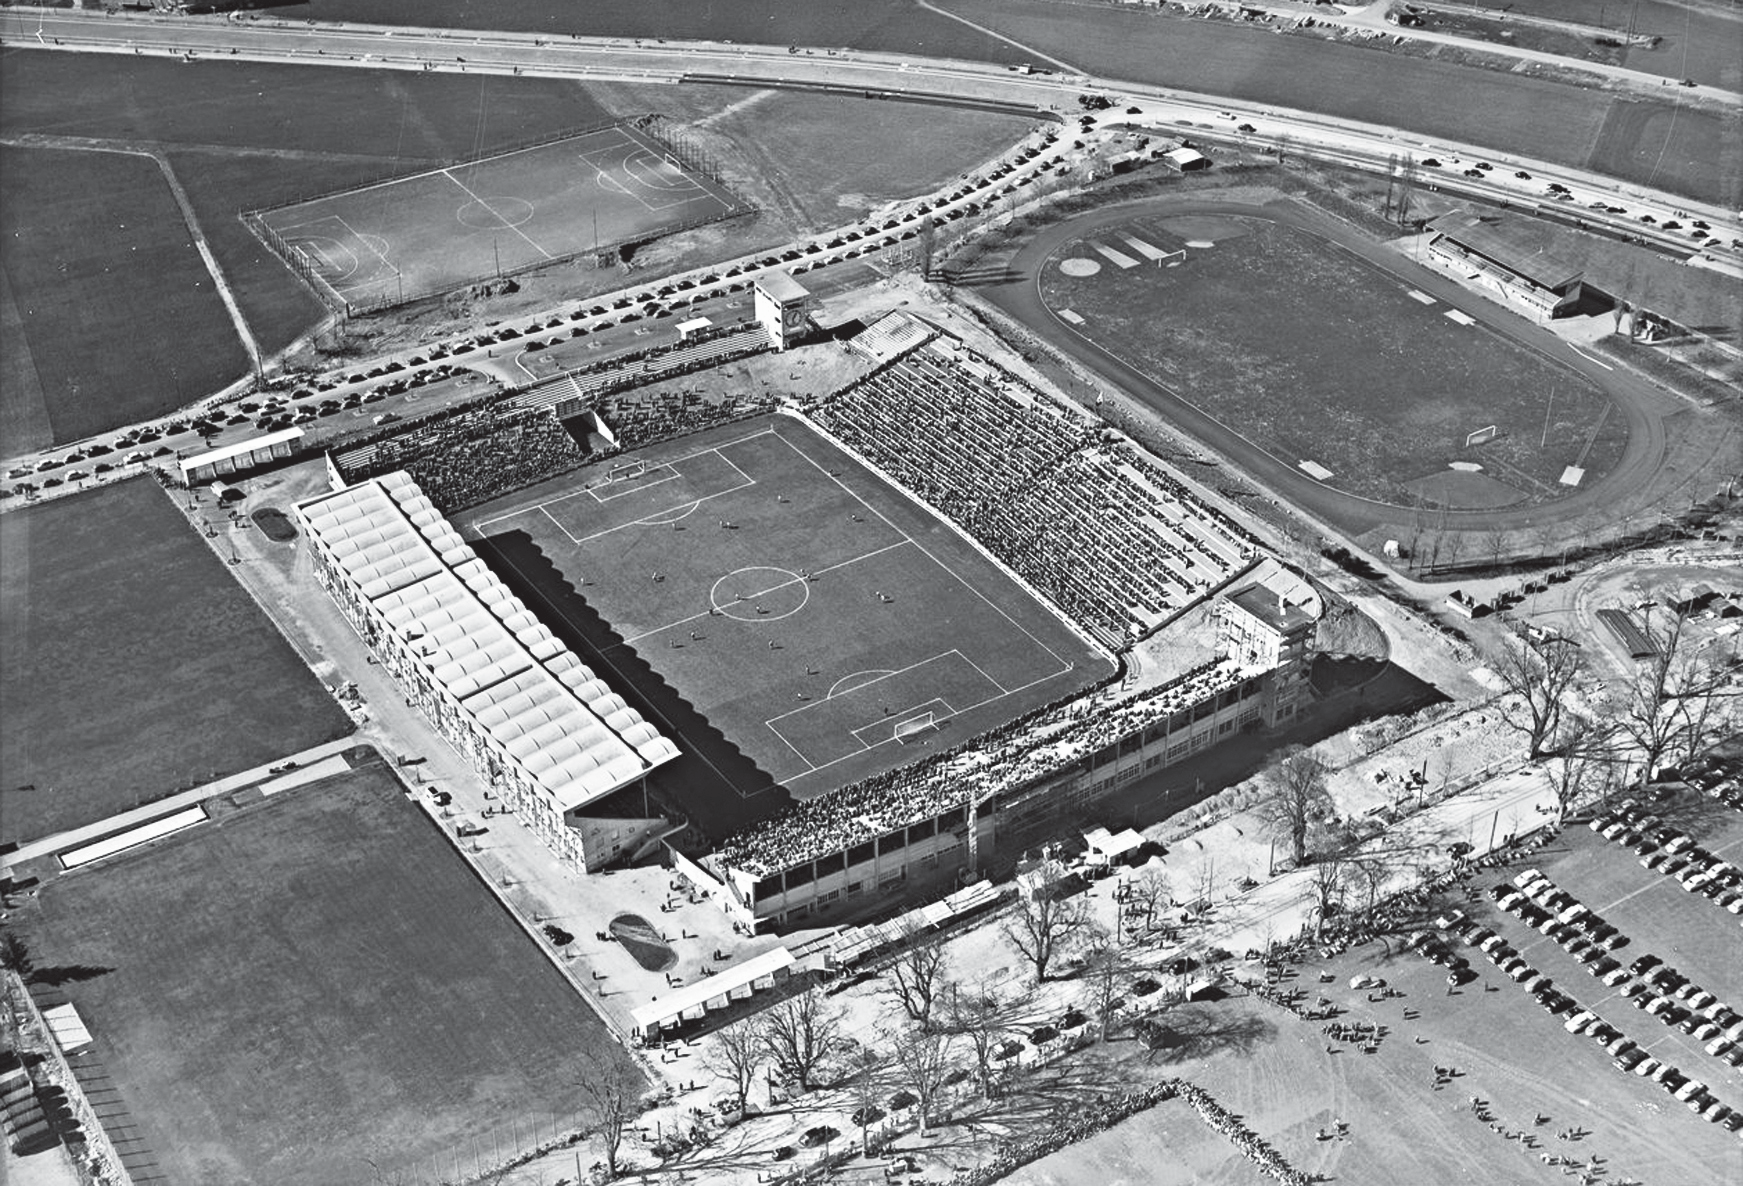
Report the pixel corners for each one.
[456,196,535,230]
[709,566,809,622]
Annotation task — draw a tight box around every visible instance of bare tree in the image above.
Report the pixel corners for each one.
[1002,892,1090,982]
[0,930,32,981]
[885,925,951,1032]
[702,1017,763,1114]
[1496,635,1586,759]
[1305,849,1351,937]
[1349,854,1390,925]
[573,1048,647,1180]
[1546,715,1615,823]
[1256,747,1335,866]
[942,986,1008,1099]
[845,1044,891,1157]
[758,985,844,1093]
[1081,926,1133,1042]
[888,1025,956,1138]
[1480,526,1510,571]
[1611,609,1737,778]
[1439,530,1467,575]
[1123,866,1170,944]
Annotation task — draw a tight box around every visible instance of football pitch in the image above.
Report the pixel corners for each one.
[0,477,352,846]
[464,416,1113,800]
[16,759,637,1186]
[254,123,744,309]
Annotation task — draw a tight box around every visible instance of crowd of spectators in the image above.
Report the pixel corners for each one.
[813,339,1257,646]
[366,406,586,512]
[599,387,778,453]
[933,1078,1312,1186]
[708,659,1243,879]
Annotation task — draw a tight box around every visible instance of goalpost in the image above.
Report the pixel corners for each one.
[1464,425,1499,448]
[608,459,646,483]
[893,711,939,743]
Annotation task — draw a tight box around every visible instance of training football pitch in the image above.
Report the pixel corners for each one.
[254,123,743,309]
[0,477,352,846]
[463,415,1113,802]
[1038,213,1626,507]
[16,759,637,1186]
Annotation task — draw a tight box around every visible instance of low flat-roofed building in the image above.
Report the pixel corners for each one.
[179,426,304,485]
[1427,215,1585,320]
[295,471,679,869]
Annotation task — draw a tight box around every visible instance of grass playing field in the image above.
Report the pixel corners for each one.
[0,477,352,846]
[256,124,743,311]
[0,145,250,452]
[1038,214,1624,506]
[462,414,1112,807]
[15,758,640,1186]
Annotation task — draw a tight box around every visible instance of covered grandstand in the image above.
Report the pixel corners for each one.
[296,472,680,869]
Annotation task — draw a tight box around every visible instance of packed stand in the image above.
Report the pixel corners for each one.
[355,406,585,512]
[812,338,1257,647]
[596,388,778,453]
[710,660,1242,879]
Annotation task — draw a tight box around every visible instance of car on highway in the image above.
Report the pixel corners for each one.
[1420,158,1440,167]
[1514,170,1530,179]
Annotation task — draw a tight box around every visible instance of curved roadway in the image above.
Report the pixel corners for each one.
[981,197,1675,538]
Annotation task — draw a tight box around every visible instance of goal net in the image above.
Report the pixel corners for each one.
[1464,425,1499,448]
[608,460,646,483]
[893,711,938,743]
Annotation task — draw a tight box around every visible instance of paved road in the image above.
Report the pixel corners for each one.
[979,197,1680,539]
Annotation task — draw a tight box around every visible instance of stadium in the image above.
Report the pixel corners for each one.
[296,290,1325,932]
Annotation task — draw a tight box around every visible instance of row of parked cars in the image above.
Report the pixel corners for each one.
[1435,902,1743,1134]
[1588,804,1743,919]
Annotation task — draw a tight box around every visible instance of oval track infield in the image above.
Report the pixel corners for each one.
[987,198,1667,540]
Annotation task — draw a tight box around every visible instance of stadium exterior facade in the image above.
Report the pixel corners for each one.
[295,471,681,870]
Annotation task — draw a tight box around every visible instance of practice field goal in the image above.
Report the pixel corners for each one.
[1465,425,1500,448]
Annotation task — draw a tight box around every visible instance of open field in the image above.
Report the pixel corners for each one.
[1011,802,1742,1185]
[463,415,1111,814]
[0,52,616,366]
[0,477,352,845]
[697,90,1036,227]
[0,145,248,451]
[13,759,639,1186]
[257,124,743,310]
[1037,213,1622,506]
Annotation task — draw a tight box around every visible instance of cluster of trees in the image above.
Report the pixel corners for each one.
[1497,599,1739,817]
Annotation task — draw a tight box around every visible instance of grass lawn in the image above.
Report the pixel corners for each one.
[463,415,1111,816]
[702,90,1035,228]
[0,477,352,845]
[0,145,248,450]
[15,759,640,1186]
[1039,215,1624,504]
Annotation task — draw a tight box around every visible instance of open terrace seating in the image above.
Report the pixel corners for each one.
[811,338,1256,647]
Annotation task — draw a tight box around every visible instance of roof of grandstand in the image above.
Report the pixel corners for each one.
[296,472,679,811]
[708,655,1252,880]
[1431,214,1584,291]
[849,310,935,365]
